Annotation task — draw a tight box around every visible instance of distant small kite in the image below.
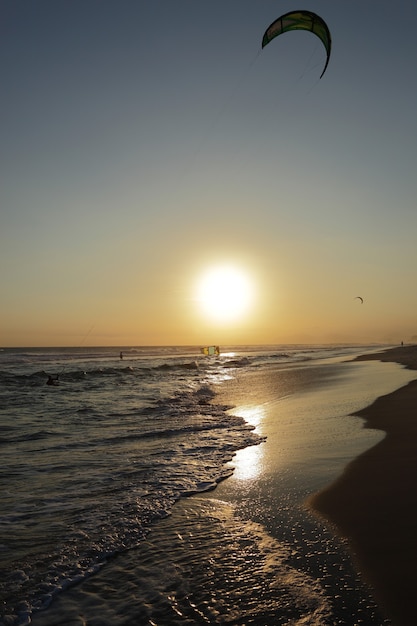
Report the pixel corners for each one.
[355,296,364,304]
[261,10,332,79]
[200,345,220,356]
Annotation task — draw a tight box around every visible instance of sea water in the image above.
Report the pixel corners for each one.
[0,344,410,625]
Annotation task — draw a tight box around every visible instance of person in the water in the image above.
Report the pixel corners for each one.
[46,375,59,386]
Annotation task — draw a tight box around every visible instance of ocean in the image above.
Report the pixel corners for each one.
[0,344,414,626]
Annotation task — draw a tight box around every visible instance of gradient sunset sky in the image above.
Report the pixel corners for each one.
[2,1,417,347]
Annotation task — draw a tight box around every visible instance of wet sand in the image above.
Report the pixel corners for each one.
[309,345,417,626]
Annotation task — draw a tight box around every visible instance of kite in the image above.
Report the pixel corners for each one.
[200,345,220,356]
[262,10,332,79]
[355,296,364,304]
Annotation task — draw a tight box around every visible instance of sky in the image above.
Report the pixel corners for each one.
[1,0,417,347]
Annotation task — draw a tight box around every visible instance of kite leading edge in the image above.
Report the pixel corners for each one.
[262,10,332,79]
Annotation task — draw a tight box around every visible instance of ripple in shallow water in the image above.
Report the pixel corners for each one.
[32,497,334,625]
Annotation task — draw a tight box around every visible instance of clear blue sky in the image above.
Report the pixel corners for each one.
[2,1,417,346]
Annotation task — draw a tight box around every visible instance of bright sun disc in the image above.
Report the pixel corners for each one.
[196,265,253,322]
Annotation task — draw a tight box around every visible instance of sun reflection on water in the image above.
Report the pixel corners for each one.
[237,405,265,428]
[232,405,265,481]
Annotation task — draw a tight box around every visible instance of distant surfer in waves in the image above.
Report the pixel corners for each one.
[46,375,59,386]
[120,351,123,360]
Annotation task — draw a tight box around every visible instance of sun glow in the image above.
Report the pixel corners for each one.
[196,265,253,322]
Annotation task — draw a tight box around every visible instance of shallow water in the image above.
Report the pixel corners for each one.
[1,345,414,625]
[32,497,336,625]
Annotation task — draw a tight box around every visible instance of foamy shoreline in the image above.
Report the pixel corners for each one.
[310,345,417,625]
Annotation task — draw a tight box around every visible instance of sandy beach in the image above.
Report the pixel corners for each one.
[309,345,417,625]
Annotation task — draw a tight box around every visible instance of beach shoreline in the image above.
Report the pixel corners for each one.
[206,351,417,625]
[25,346,417,626]
[30,349,403,626]
[309,345,417,625]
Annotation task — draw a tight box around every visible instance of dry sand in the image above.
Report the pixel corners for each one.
[309,345,417,626]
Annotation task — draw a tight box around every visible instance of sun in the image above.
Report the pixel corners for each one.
[196,265,253,322]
